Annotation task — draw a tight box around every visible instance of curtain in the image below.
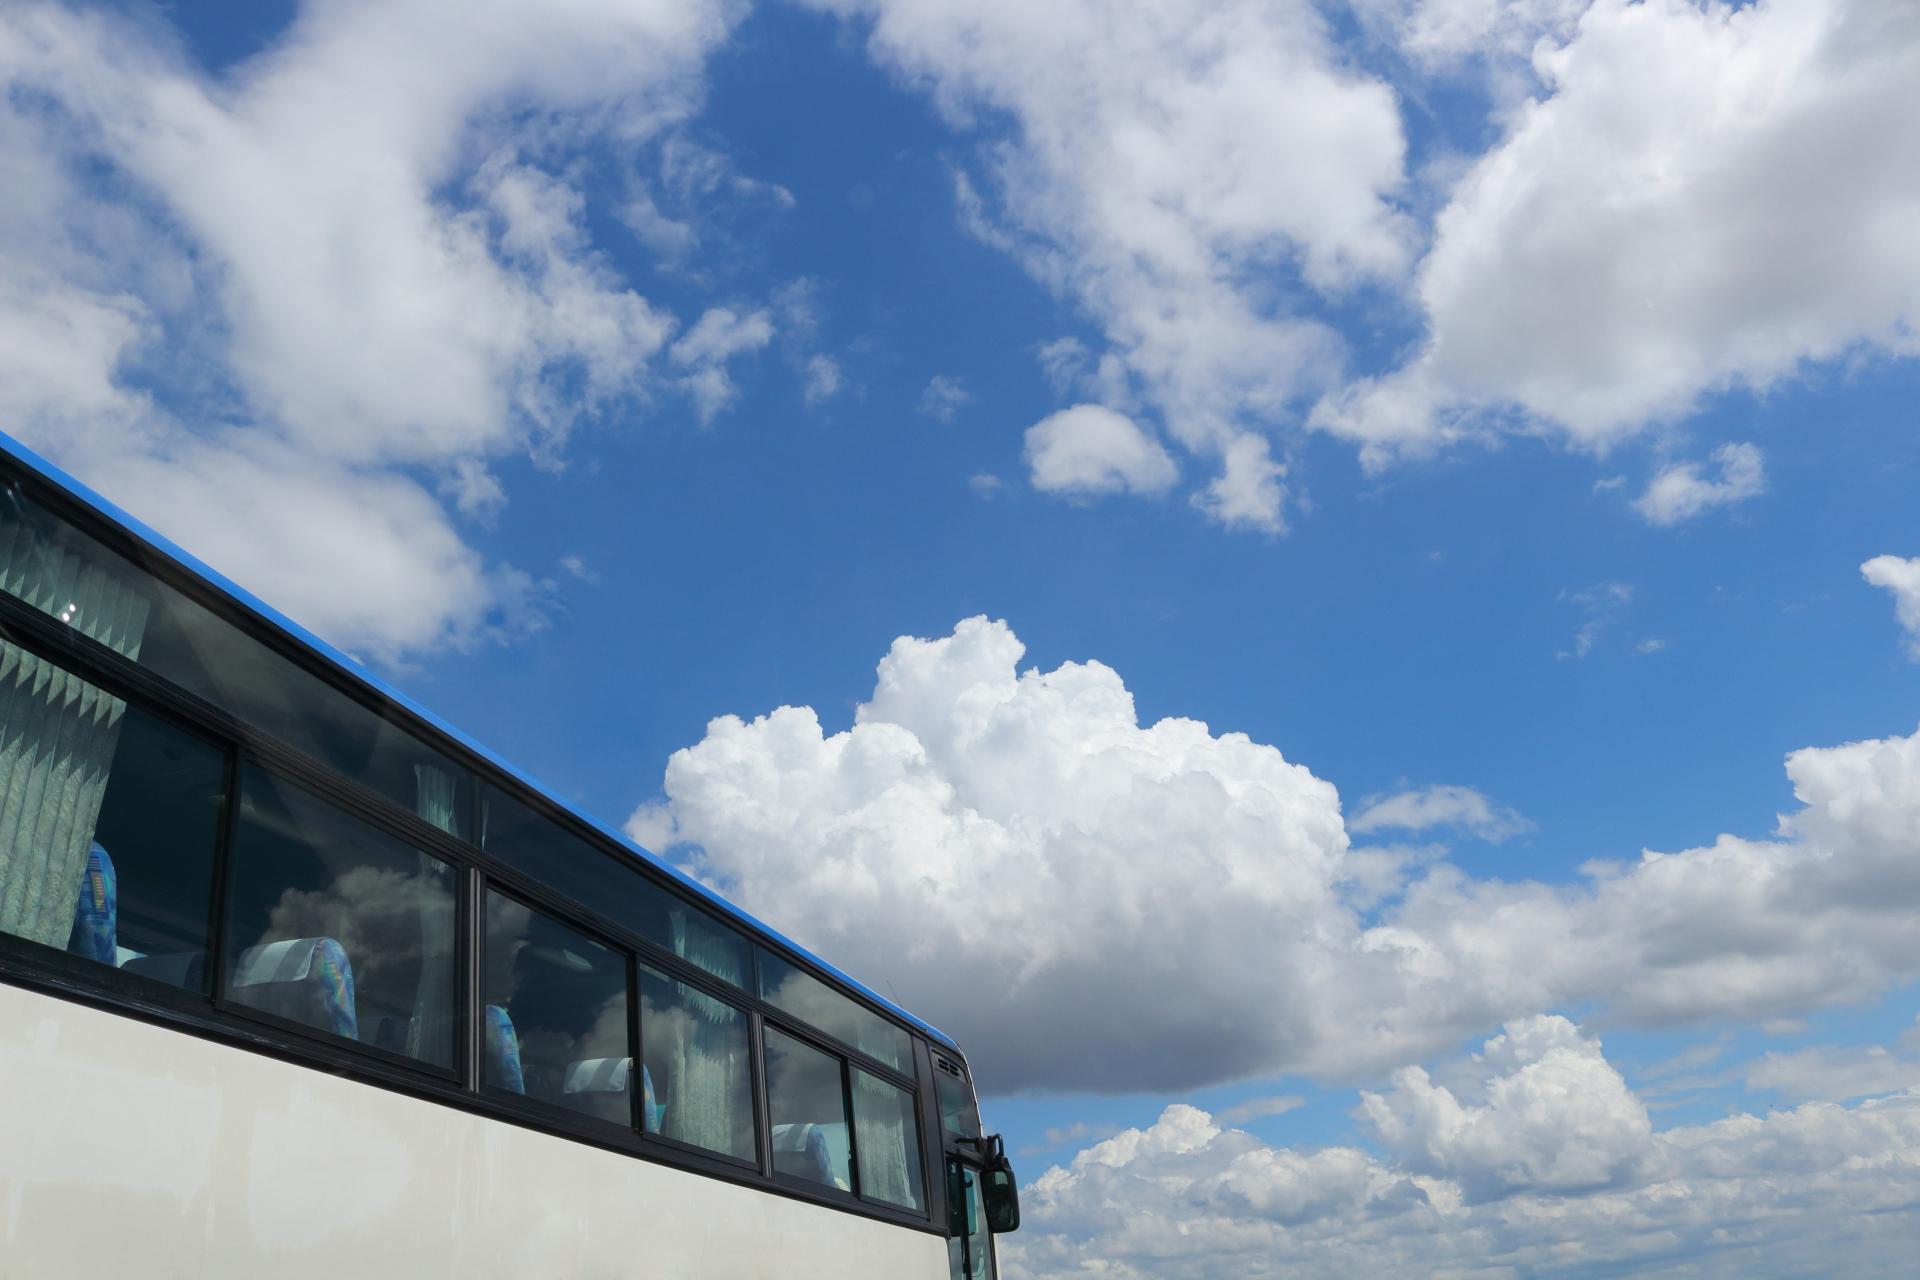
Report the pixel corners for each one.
[0,505,150,948]
[406,764,460,1063]
[854,1061,919,1209]
[661,907,750,1156]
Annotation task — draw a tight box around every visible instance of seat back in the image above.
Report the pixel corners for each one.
[66,842,116,965]
[484,1004,525,1093]
[772,1122,834,1186]
[230,936,358,1040]
[563,1055,635,1126]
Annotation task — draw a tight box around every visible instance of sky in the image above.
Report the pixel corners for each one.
[3,0,1920,1273]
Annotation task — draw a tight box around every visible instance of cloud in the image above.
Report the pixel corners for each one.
[1025,404,1178,498]
[1633,442,1767,526]
[1317,0,1920,465]
[918,374,973,423]
[1557,581,1631,659]
[1349,785,1532,843]
[804,0,1410,528]
[1217,1094,1307,1125]
[1354,0,1591,69]
[802,354,844,406]
[1747,1033,1920,1104]
[1862,554,1920,658]
[1007,1029,1920,1278]
[670,305,776,423]
[632,615,1920,1094]
[0,0,743,661]
[1360,1016,1649,1202]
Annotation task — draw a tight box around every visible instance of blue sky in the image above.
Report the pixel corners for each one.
[6,0,1920,1273]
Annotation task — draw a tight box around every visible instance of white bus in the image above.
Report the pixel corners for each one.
[0,432,1019,1278]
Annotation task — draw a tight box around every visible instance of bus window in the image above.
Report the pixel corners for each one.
[638,963,756,1162]
[935,1056,981,1141]
[482,784,750,990]
[765,1026,854,1193]
[223,766,457,1068]
[0,481,475,840]
[0,642,225,992]
[483,890,635,1128]
[852,1067,927,1212]
[760,948,912,1073]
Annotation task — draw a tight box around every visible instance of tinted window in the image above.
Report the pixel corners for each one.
[854,1068,927,1212]
[760,949,912,1073]
[484,891,634,1127]
[0,481,474,835]
[483,784,748,987]
[765,1027,853,1193]
[638,963,755,1161]
[224,767,456,1067]
[937,1061,981,1141]
[947,1161,994,1280]
[0,641,225,991]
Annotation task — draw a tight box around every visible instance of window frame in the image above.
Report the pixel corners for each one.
[0,458,949,1233]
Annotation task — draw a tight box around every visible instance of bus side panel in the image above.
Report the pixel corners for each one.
[0,984,947,1280]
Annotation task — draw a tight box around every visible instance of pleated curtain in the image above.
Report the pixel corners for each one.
[663,907,751,1156]
[0,505,150,946]
[853,1046,918,1208]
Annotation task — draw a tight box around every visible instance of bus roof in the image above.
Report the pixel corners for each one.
[0,429,957,1053]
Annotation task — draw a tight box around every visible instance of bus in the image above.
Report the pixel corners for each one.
[0,431,1019,1278]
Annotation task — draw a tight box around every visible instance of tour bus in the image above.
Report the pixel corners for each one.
[0,431,1018,1277]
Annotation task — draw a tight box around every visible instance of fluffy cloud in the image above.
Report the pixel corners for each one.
[1319,0,1920,463]
[1023,404,1178,499]
[1633,442,1767,526]
[1349,784,1532,842]
[0,0,743,661]
[803,0,1410,528]
[1360,1017,1649,1202]
[634,616,1920,1093]
[1007,1027,1920,1278]
[1862,554,1920,658]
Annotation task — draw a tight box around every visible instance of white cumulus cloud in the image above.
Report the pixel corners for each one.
[802,0,1410,528]
[0,0,745,661]
[1633,442,1767,526]
[1862,554,1920,658]
[1318,0,1920,465]
[1350,784,1532,843]
[1006,1028,1920,1278]
[1360,1016,1650,1202]
[1024,404,1178,499]
[632,616,1920,1094]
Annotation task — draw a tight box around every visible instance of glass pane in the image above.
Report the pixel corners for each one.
[765,1027,853,1193]
[484,891,634,1127]
[760,949,912,1073]
[937,1064,982,1140]
[0,641,224,992]
[947,1162,994,1280]
[853,1068,926,1212]
[483,785,748,988]
[0,481,474,835]
[224,767,456,1067]
[638,963,754,1161]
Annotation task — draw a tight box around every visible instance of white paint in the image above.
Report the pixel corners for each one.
[0,984,949,1279]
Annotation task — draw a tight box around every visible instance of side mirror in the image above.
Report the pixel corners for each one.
[981,1161,1020,1234]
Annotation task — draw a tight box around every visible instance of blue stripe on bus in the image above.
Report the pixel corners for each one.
[0,429,957,1052]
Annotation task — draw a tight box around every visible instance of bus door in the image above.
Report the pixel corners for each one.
[934,1053,1019,1280]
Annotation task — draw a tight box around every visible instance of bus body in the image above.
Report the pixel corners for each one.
[0,433,1010,1278]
